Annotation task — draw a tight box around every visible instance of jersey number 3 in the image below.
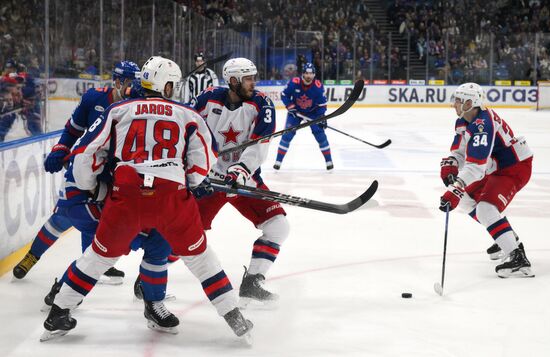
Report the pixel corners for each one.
[121,119,179,163]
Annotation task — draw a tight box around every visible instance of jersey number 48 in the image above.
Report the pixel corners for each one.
[121,119,179,163]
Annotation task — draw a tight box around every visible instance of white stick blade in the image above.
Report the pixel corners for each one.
[434,282,444,296]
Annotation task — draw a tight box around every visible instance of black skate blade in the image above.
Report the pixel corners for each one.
[497,267,535,278]
[146,320,179,335]
[40,329,70,342]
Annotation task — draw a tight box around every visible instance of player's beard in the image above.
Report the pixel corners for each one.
[232,83,253,101]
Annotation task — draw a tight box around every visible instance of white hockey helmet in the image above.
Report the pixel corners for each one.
[141,56,182,99]
[451,82,485,108]
[222,57,257,84]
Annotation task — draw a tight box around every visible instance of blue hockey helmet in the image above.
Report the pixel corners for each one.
[112,60,140,82]
[303,62,315,74]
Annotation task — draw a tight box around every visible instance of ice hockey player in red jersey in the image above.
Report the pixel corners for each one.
[439,82,534,278]
[188,58,290,307]
[40,56,252,342]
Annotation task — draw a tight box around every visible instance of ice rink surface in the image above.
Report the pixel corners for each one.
[1,107,549,356]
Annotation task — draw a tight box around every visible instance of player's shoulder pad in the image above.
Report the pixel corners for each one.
[467,110,492,131]
[291,77,301,84]
[83,86,109,101]
[314,79,322,88]
[199,86,227,100]
[251,90,274,108]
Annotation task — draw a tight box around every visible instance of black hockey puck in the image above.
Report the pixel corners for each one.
[401,293,412,298]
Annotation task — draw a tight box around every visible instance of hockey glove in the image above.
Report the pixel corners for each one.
[225,163,251,187]
[286,104,297,117]
[439,183,465,212]
[190,177,214,199]
[44,144,70,173]
[440,156,459,187]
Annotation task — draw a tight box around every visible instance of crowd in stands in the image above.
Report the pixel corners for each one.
[387,0,550,82]
[185,0,550,82]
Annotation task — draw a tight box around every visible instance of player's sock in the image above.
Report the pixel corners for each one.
[180,246,239,317]
[247,238,280,276]
[28,216,68,259]
[487,217,518,256]
[139,258,168,302]
[275,140,290,164]
[55,247,119,309]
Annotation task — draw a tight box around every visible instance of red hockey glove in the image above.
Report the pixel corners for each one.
[439,183,465,212]
[225,162,251,187]
[440,156,459,187]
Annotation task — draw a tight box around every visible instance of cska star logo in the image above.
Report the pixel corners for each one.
[296,94,313,109]
[473,118,484,126]
[202,86,216,94]
[219,123,242,146]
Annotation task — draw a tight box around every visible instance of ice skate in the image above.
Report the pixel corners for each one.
[239,267,279,309]
[326,161,334,171]
[40,304,77,342]
[98,266,125,285]
[41,278,63,312]
[496,243,534,278]
[487,233,519,260]
[273,161,281,170]
[12,252,39,280]
[223,307,253,345]
[41,278,81,312]
[134,276,175,302]
[144,300,179,334]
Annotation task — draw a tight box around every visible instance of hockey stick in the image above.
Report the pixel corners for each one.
[218,79,365,156]
[434,205,450,296]
[209,178,378,214]
[326,125,392,149]
[181,51,233,79]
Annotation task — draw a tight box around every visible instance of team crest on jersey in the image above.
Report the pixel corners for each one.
[296,94,313,109]
[219,123,242,146]
[477,125,485,133]
[473,118,484,125]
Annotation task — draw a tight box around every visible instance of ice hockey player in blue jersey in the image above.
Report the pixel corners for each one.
[12,61,140,282]
[273,62,332,170]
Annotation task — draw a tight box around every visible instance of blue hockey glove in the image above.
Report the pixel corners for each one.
[225,162,251,187]
[191,177,214,199]
[44,144,70,173]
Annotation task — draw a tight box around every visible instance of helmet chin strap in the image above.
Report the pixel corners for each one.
[458,100,474,118]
